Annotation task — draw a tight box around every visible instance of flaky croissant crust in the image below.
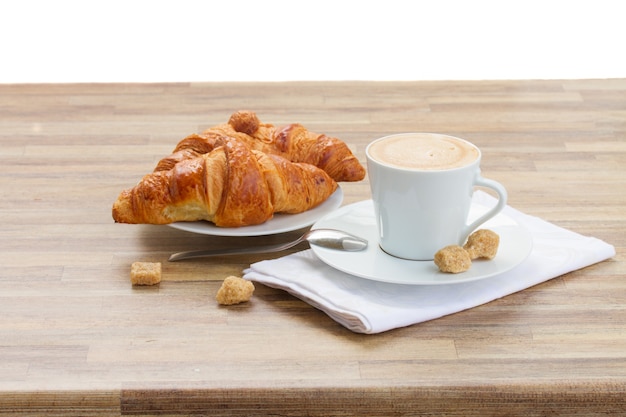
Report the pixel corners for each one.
[155,110,366,182]
[112,135,338,227]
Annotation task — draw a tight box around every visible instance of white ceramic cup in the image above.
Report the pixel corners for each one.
[366,132,507,261]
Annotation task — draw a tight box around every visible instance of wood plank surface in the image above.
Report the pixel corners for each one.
[0,80,624,416]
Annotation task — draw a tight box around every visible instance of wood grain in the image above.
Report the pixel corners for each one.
[0,80,624,416]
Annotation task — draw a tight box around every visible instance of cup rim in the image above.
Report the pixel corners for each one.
[365,132,482,172]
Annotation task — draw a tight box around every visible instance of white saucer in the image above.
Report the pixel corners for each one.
[167,187,343,237]
[310,200,533,285]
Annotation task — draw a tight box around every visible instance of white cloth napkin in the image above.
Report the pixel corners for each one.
[243,192,616,334]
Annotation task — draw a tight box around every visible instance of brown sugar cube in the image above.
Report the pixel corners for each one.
[216,276,255,305]
[130,262,162,286]
[434,245,472,274]
[464,229,500,260]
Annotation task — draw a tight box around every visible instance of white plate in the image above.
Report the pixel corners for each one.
[167,187,343,236]
[311,199,533,285]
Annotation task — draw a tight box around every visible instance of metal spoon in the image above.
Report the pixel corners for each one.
[168,228,368,261]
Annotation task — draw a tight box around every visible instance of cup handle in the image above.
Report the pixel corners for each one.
[460,175,508,244]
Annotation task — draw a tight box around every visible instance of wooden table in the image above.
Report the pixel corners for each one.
[1,80,624,416]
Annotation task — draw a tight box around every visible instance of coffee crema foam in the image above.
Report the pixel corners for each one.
[368,134,479,170]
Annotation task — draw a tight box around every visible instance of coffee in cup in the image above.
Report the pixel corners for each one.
[367,132,479,171]
[366,133,507,261]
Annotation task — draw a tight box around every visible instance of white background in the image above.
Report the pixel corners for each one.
[1,0,624,83]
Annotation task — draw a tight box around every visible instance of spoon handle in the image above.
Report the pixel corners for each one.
[168,238,304,261]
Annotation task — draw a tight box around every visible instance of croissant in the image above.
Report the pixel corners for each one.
[112,137,338,227]
[155,111,366,182]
